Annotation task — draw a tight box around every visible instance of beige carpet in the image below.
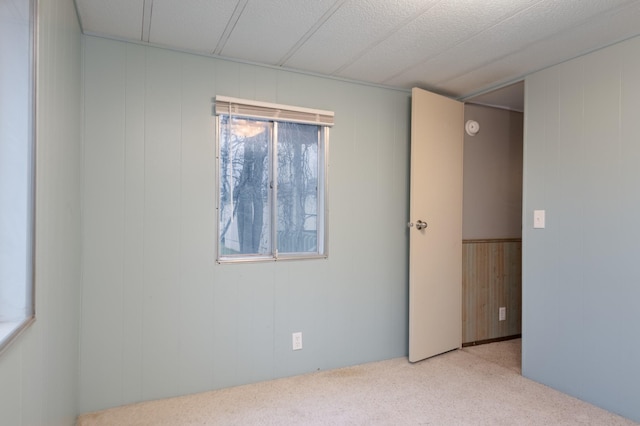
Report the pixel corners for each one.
[77,339,637,425]
[462,338,522,374]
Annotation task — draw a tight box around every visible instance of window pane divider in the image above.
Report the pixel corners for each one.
[272,122,279,259]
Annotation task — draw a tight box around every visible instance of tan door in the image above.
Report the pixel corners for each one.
[409,87,463,363]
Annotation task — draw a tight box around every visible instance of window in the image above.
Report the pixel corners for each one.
[0,0,36,353]
[215,96,333,262]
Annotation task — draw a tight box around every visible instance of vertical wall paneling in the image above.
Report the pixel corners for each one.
[552,58,587,390]
[323,82,370,368]
[214,59,240,98]
[253,66,278,103]
[0,0,82,425]
[350,85,384,358]
[390,93,410,354]
[273,261,319,378]
[80,36,411,413]
[0,347,21,425]
[177,53,217,394]
[121,42,146,403]
[233,262,276,386]
[141,47,183,401]
[523,35,640,422]
[80,36,127,410]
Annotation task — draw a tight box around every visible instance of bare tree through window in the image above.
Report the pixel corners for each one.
[218,114,326,261]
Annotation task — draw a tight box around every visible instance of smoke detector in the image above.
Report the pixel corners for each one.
[465,120,480,136]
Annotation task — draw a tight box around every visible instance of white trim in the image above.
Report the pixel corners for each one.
[215,96,334,126]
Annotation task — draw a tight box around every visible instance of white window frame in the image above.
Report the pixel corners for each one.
[0,0,37,355]
[215,96,333,263]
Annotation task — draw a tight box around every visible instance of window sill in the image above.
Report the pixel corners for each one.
[0,316,35,356]
[217,254,328,264]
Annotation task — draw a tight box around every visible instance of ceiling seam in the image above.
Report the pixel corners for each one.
[379,0,547,86]
[331,0,442,76]
[435,0,640,90]
[141,0,153,42]
[213,0,249,56]
[277,0,349,67]
[71,0,85,34]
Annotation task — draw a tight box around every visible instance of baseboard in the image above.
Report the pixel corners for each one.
[462,334,521,347]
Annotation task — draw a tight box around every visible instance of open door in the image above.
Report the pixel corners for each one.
[409,88,463,363]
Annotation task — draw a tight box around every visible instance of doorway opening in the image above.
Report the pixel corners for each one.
[460,81,524,368]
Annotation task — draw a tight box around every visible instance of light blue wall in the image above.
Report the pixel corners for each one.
[523,35,640,422]
[79,36,410,413]
[5,6,639,421]
[0,0,82,425]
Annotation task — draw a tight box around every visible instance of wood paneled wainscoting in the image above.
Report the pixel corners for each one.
[462,239,521,345]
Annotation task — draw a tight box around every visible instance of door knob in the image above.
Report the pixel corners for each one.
[415,220,428,230]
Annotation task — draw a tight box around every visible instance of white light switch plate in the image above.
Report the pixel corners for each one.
[533,210,545,229]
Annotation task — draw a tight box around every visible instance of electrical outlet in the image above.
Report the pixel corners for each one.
[292,332,302,350]
[499,307,506,321]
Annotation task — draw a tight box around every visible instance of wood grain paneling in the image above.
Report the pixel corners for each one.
[462,239,521,344]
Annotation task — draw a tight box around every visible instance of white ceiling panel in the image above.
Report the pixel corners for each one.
[74,0,640,109]
[218,0,338,65]
[282,0,439,76]
[385,0,637,89]
[442,1,640,97]
[76,0,144,41]
[335,0,541,84]
[149,0,239,54]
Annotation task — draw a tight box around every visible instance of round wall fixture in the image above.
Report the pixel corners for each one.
[465,120,480,136]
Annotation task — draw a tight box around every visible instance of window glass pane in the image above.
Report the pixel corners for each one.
[216,98,330,263]
[0,0,34,349]
[277,122,319,253]
[219,116,271,256]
